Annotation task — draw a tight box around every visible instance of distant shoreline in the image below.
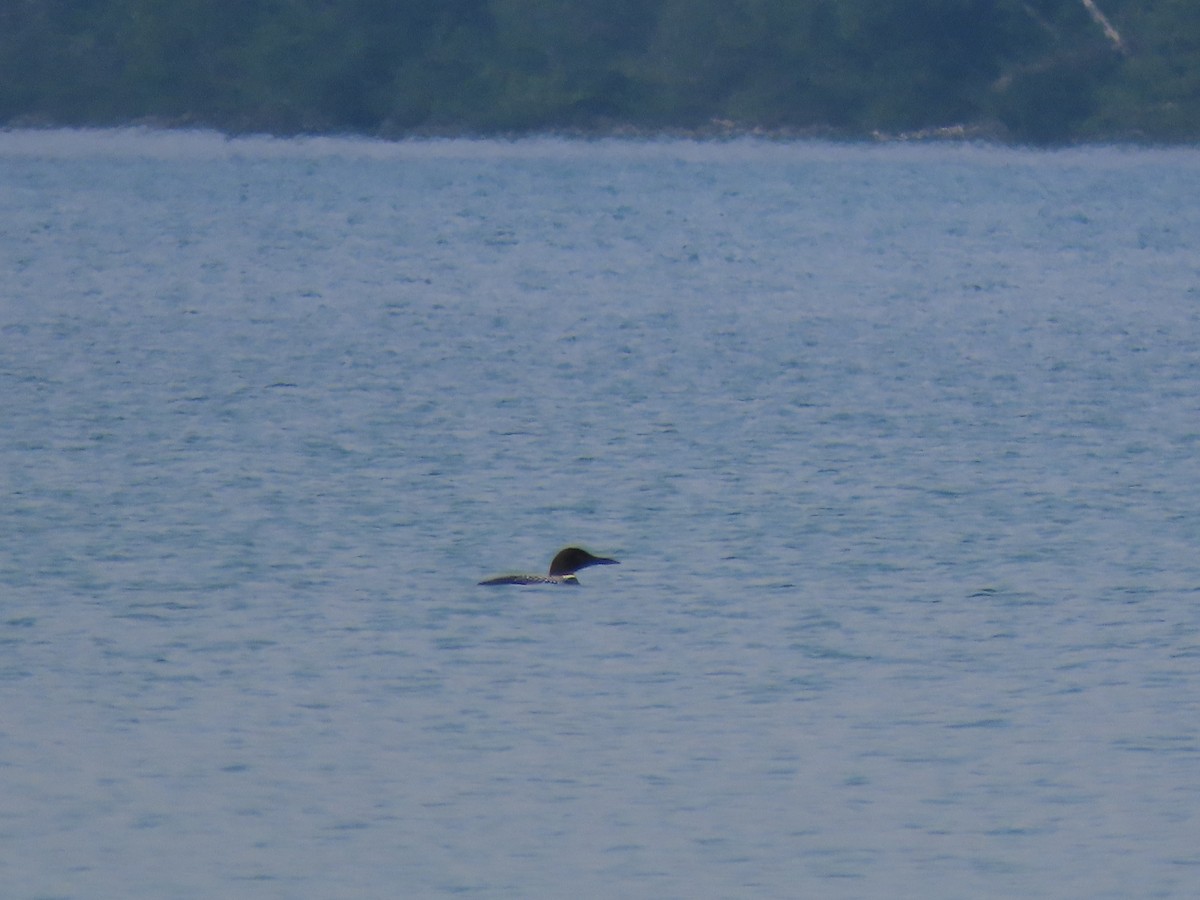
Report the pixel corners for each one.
[3,117,1191,148]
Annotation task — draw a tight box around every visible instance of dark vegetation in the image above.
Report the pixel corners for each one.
[2,0,1198,142]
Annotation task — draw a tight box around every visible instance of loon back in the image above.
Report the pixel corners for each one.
[478,573,581,586]
[479,546,619,586]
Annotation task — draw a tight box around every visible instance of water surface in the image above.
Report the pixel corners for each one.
[2,130,1199,898]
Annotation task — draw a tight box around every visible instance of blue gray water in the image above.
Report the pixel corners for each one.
[2,129,1199,898]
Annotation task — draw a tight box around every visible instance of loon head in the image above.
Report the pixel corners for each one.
[548,547,619,577]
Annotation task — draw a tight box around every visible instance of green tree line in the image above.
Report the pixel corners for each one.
[2,0,1197,142]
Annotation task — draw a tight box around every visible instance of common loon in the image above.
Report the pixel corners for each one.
[478,547,619,586]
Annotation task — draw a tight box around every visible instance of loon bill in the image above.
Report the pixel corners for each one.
[479,546,619,586]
